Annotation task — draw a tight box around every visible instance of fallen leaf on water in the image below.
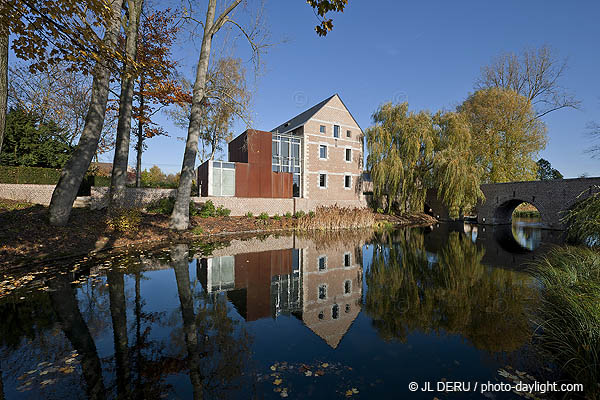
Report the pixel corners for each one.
[60,367,75,374]
[270,365,276,371]
[321,363,329,368]
[345,390,354,397]
[305,371,312,377]
[273,379,282,385]
[352,388,359,394]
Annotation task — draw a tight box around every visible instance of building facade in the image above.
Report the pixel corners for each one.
[198,94,364,203]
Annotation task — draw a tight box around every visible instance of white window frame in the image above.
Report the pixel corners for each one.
[333,124,340,138]
[344,175,352,190]
[318,173,328,189]
[343,252,352,267]
[346,129,352,138]
[319,125,326,134]
[319,144,328,160]
[344,147,352,163]
[318,255,328,271]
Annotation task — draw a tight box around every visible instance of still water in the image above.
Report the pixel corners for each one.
[0,219,565,399]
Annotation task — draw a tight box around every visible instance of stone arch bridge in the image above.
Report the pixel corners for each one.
[425,177,600,229]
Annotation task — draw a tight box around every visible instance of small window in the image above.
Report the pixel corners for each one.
[320,125,326,134]
[332,304,339,319]
[318,284,327,300]
[344,280,351,294]
[344,253,351,267]
[345,148,352,162]
[346,130,351,138]
[318,311,324,319]
[319,145,327,159]
[344,175,351,189]
[345,304,350,313]
[318,255,327,270]
[319,174,327,188]
[333,125,340,138]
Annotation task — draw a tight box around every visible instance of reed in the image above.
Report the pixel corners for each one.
[528,247,600,399]
[562,190,600,247]
[295,205,375,231]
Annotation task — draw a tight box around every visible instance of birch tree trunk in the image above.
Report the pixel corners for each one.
[135,79,145,188]
[0,29,8,157]
[48,0,124,226]
[109,0,143,210]
[170,0,242,230]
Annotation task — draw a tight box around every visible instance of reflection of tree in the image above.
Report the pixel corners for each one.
[365,230,537,353]
[171,245,252,399]
[107,270,131,399]
[49,276,106,400]
[1,363,4,400]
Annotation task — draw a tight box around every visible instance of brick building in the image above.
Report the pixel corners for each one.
[198,94,364,202]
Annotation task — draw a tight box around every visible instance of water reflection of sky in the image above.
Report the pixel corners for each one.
[512,217,543,250]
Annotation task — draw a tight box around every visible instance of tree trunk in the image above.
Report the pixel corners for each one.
[49,276,106,400]
[0,362,4,400]
[109,0,143,210]
[172,244,203,399]
[135,82,144,188]
[0,28,8,157]
[169,0,218,230]
[107,270,131,399]
[48,0,124,226]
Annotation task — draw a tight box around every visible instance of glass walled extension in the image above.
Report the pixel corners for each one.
[272,134,302,197]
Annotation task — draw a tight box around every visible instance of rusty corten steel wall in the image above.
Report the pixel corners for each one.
[232,129,293,198]
[197,160,209,197]
[232,249,293,321]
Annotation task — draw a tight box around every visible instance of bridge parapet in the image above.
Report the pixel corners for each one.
[476,177,600,229]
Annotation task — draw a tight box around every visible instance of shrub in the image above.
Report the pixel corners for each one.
[191,226,204,235]
[146,197,199,216]
[528,247,600,399]
[245,211,254,218]
[258,212,269,220]
[294,210,305,218]
[198,200,216,218]
[106,209,142,234]
[284,212,292,218]
[216,205,231,217]
[296,205,375,230]
[273,214,281,221]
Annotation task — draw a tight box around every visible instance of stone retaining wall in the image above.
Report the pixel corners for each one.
[0,184,56,205]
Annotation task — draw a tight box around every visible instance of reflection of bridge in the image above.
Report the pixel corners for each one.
[427,177,600,229]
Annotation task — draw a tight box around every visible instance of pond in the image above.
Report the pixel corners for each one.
[0,221,566,399]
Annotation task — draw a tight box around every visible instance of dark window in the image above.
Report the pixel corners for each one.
[346,130,351,138]
[319,145,327,159]
[319,174,327,188]
[345,148,352,161]
[344,175,351,188]
[333,125,340,138]
[318,284,327,300]
[318,311,324,319]
[344,253,351,267]
[318,256,327,270]
[344,280,351,294]
[320,125,326,134]
[332,304,339,319]
[345,304,350,313]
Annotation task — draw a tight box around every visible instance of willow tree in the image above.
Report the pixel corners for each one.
[459,88,547,184]
[366,103,482,217]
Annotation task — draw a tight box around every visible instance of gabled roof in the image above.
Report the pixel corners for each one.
[271,94,336,134]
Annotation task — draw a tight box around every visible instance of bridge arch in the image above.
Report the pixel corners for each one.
[492,198,545,225]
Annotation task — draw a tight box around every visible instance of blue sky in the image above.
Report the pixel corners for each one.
[99,0,600,178]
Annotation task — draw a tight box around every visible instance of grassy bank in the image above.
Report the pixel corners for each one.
[529,247,600,399]
[0,198,435,270]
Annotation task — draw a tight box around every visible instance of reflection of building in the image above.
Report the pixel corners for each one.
[197,238,364,348]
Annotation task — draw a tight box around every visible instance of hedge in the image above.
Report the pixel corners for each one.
[0,166,111,196]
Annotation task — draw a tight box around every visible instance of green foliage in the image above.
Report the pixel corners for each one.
[528,247,600,398]
[562,190,600,246]
[245,211,253,218]
[258,212,269,220]
[459,88,547,183]
[106,209,142,234]
[191,226,204,235]
[308,211,315,218]
[293,210,305,218]
[216,205,231,217]
[198,200,216,218]
[140,165,180,188]
[284,212,292,218]
[366,102,483,218]
[146,197,199,217]
[536,158,563,180]
[1,108,74,168]
[376,207,384,214]
[0,165,61,184]
[272,214,281,221]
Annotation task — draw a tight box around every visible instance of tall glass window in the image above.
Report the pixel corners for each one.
[272,134,302,197]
